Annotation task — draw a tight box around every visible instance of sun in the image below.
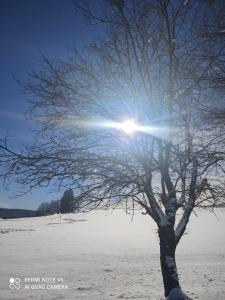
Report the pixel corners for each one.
[119,119,139,134]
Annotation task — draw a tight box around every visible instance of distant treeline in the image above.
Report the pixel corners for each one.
[37,188,80,216]
[0,189,80,219]
[0,208,37,219]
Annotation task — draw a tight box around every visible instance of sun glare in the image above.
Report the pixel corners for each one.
[90,118,159,137]
[119,120,139,134]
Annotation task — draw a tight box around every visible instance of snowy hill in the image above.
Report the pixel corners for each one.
[0,209,225,299]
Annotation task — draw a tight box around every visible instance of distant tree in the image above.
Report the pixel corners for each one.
[37,202,50,216]
[60,188,76,214]
[49,200,60,215]
[37,200,60,216]
[1,1,225,298]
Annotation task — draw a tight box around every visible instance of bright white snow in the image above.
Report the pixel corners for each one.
[0,209,225,299]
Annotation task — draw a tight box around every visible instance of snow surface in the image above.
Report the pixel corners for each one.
[0,209,225,299]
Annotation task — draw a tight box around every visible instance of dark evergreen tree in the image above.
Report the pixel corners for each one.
[60,188,75,214]
[49,200,60,215]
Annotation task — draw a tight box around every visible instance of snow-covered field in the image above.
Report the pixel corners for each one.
[0,209,225,300]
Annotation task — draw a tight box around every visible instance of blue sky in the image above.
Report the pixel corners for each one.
[0,0,103,209]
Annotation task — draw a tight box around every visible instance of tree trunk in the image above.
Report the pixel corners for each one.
[158,226,180,298]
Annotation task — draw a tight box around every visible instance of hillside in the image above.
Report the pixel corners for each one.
[0,209,225,299]
[0,208,37,219]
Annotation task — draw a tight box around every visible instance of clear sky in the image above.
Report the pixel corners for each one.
[0,0,103,209]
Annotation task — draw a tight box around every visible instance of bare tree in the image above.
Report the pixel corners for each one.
[1,0,225,298]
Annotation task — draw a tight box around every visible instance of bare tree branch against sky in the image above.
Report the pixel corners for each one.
[0,0,106,208]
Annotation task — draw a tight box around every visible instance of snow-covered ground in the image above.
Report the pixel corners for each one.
[0,209,225,299]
